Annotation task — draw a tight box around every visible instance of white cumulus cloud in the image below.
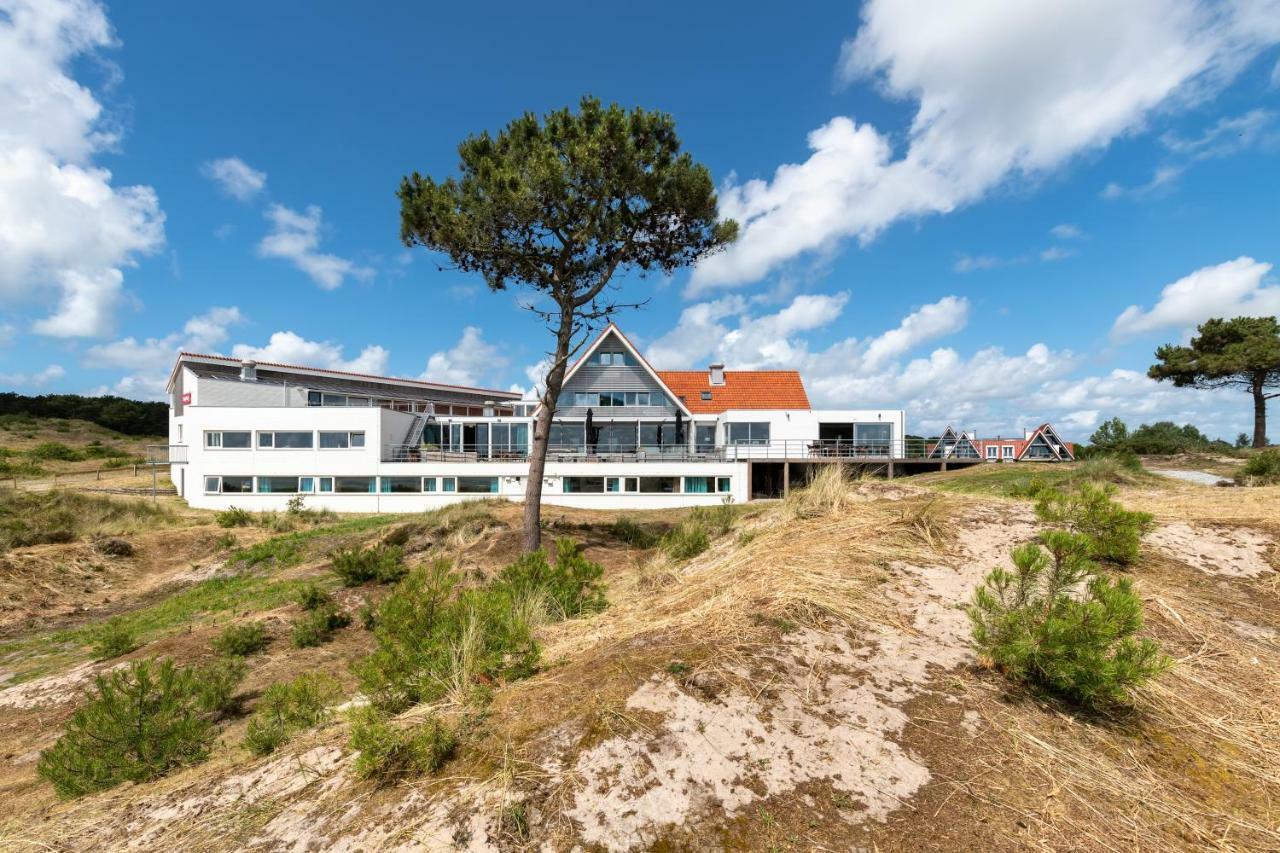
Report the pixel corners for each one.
[257,204,374,290]
[422,326,507,388]
[691,0,1280,292]
[201,157,267,201]
[86,305,245,397]
[0,0,166,337]
[232,331,389,375]
[0,363,65,387]
[1112,256,1279,339]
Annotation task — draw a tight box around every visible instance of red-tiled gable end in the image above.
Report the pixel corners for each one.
[656,370,811,414]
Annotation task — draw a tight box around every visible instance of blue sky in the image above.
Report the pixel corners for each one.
[2,0,1279,440]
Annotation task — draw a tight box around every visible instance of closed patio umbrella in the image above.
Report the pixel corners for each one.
[674,409,685,453]
[584,408,595,454]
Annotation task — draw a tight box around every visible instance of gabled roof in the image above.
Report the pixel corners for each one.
[656,370,810,414]
[168,352,520,399]
[542,323,693,417]
[1017,423,1074,461]
[928,426,981,458]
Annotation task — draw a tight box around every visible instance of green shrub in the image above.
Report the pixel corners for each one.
[297,582,331,611]
[212,622,269,657]
[1034,483,1154,565]
[659,519,710,560]
[968,531,1170,709]
[348,706,456,781]
[37,658,243,797]
[0,490,171,551]
[215,506,254,528]
[91,617,138,660]
[1235,448,1280,486]
[331,544,406,587]
[494,539,606,619]
[690,500,736,536]
[358,596,378,631]
[291,604,351,648]
[607,517,660,549]
[197,657,247,716]
[28,441,83,462]
[243,672,340,756]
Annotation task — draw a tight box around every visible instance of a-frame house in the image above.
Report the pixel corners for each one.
[928,426,981,459]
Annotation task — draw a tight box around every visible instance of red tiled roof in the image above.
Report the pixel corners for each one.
[656,370,811,414]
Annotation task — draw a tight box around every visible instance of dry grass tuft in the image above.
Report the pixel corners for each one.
[783,464,860,519]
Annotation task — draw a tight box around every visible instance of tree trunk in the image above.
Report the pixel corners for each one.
[521,309,575,552]
[1253,372,1268,448]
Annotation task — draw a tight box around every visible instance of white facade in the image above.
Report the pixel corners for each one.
[166,329,905,512]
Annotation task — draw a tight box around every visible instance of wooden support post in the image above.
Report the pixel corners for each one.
[941,461,948,472]
[783,461,790,497]
[887,461,895,480]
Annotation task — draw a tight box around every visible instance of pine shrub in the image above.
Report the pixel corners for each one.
[91,617,138,660]
[1034,482,1154,565]
[214,506,254,528]
[968,531,1170,709]
[659,519,710,560]
[607,517,660,549]
[37,658,244,797]
[494,539,606,619]
[1235,448,1280,486]
[212,622,269,657]
[297,582,331,611]
[348,706,456,781]
[291,604,351,648]
[331,544,406,587]
[243,672,340,757]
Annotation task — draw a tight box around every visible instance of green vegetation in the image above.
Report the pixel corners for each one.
[657,504,737,560]
[1148,316,1280,448]
[212,622,269,657]
[215,506,254,528]
[90,617,138,660]
[968,531,1171,709]
[37,658,244,797]
[228,514,400,568]
[348,706,457,781]
[1235,448,1280,486]
[356,540,605,712]
[930,455,1152,500]
[1034,483,1154,565]
[1086,417,1224,456]
[297,582,332,611]
[0,392,167,436]
[243,672,340,757]
[331,544,407,586]
[291,602,351,648]
[607,517,661,549]
[0,490,172,552]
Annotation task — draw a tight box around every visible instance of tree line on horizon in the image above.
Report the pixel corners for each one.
[0,393,167,437]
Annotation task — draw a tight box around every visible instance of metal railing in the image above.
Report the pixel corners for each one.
[146,444,189,464]
[383,439,948,464]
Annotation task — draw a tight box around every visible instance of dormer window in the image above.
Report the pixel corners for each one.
[700,391,712,401]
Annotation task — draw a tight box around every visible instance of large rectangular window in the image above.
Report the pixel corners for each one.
[595,423,637,452]
[683,476,713,494]
[549,422,585,452]
[380,477,421,493]
[441,477,456,492]
[640,422,679,451]
[206,475,253,493]
[563,476,605,493]
[695,424,717,454]
[727,422,770,445]
[458,476,498,494]
[259,431,313,449]
[639,476,678,493]
[205,430,251,449]
[855,423,892,452]
[319,431,365,449]
[986,445,999,460]
[491,423,529,457]
[258,476,300,493]
[334,476,375,493]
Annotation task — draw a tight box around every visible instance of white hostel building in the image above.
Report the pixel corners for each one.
[166,324,906,511]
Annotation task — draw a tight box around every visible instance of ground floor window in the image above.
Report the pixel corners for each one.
[605,477,639,493]
[458,476,498,494]
[318,477,334,493]
[257,476,299,493]
[986,445,998,460]
[205,475,253,493]
[380,476,421,493]
[300,477,315,493]
[717,477,731,493]
[563,476,605,493]
[1002,445,1015,459]
[424,478,437,492]
[334,476,375,493]
[684,476,713,494]
[639,476,678,493]
[441,477,456,492]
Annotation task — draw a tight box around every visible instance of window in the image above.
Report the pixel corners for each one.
[307,391,322,406]
[458,476,498,494]
[640,422,678,450]
[700,391,712,401]
[606,477,620,492]
[205,475,252,493]
[205,430,251,449]
[318,477,334,493]
[596,350,634,366]
[424,478,437,492]
[258,476,300,493]
[334,476,375,493]
[855,423,893,451]
[727,423,770,445]
[639,476,678,493]
[594,423,637,452]
[986,445,999,460]
[348,396,370,407]
[684,476,713,494]
[492,423,529,456]
[380,477,421,493]
[300,477,315,493]
[321,393,348,407]
[1003,445,1015,459]
[549,422,584,452]
[598,391,625,407]
[441,477,456,492]
[563,477,605,493]
[319,431,366,449]
[625,391,652,406]
[259,431,313,449]
[695,424,717,454]
[716,477,731,493]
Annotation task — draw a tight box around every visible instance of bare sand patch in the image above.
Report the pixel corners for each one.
[1148,522,1274,577]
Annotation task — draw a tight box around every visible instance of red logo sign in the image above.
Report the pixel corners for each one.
[181,392,192,404]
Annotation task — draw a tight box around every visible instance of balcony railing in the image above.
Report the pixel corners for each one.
[145,444,189,464]
[383,439,944,464]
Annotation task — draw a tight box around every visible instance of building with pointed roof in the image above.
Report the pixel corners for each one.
[929,423,1076,462]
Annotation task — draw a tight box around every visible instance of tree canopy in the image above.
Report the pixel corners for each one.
[398,97,737,550]
[0,393,167,436]
[1149,316,1280,448]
